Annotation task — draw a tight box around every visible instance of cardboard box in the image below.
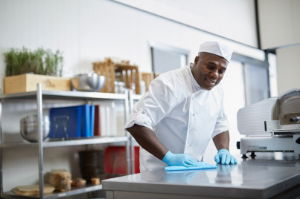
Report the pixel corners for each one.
[4,73,71,94]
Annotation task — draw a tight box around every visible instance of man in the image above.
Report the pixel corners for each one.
[126,41,237,172]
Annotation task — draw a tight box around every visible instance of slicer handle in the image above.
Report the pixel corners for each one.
[236,141,240,149]
[296,137,300,144]
[289,116,300,123]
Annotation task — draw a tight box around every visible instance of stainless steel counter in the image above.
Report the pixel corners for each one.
[103,153,300,199]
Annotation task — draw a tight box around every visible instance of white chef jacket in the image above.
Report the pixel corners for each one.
[125,66,229,172]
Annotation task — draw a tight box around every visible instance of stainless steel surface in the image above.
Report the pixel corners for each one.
[237,97,277,136]
[44,136,128,147]
[273,89,300,125]
[3,185,102,199]
[0,136,128,148]
[20,114,50,142]
[0,100,3,197]
[103,154,300,199]
[71,73,106,91]
[132,94,142,101]
[128,89,135,174]
[37,84,45,199]
[240,137,295,155]
[0,90,126,100]
[125,89,131,175]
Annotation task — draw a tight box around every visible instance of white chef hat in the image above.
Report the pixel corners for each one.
[198,41,233,62]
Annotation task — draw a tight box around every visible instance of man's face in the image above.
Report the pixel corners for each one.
[192,52,228,90]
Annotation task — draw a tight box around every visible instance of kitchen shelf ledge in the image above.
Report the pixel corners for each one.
[1,136,128,148]
[4,184,102,199]
[132,94,142,101]
[0,90,126,100]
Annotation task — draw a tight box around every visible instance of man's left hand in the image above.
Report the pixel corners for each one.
[214,149,237,165]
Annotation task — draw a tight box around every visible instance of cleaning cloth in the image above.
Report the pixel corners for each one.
[165,161,217,172]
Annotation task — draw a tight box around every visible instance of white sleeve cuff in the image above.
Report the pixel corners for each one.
[212,127,229,138]
[212,119,229,137]
[125,111,154,131]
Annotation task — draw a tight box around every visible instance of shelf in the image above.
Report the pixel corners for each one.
[132,94,142,101]
[0,88,134,198]
[0,90,126,100]
[4,184,102,199]
[44,136,128,147]
[1,136,128,148]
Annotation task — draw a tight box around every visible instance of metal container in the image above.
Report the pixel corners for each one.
[71,73,106,91]
[20,114,50,142]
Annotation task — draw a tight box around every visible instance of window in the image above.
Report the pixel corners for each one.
[150,42,189,74]
[232,53,270,105]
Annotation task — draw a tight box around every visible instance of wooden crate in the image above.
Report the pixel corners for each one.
[4,74,71,94]
[115,64,141,94]
[93,58,141,94]
[141,72,154,91]
[93,58,116,93]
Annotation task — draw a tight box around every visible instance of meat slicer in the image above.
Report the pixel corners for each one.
[237,89,300,158]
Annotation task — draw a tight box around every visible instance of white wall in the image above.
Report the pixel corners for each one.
[258,0,300,95]
[276,45,300,95]
[258,0,300,49]
[115,0,258,47]
[0,0,263,92]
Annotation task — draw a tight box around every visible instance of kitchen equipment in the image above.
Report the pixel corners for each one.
[237,89,300,158]
[20,114,50,142]
[71,73,106,91]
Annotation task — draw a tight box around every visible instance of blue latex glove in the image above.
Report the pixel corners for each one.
[214,149,237,165]
[162,151,198,167]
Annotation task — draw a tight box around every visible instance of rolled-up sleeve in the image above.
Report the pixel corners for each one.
[211,106,229,137]
[211,88,229,137]
[125,75,176,131]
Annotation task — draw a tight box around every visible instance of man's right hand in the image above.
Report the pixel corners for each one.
[162,151,198,167]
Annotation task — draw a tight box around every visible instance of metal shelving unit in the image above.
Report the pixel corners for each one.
[125,92,143,175]
[132,94,142,101]
[4,185,102,199]
[0,85,133,199]
[0,136,128,148]
[1,90,127,100]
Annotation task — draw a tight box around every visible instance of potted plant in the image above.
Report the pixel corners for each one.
[3,47,71,94]
[4,47,63,76]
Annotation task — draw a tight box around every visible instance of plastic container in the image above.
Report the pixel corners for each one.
[104,146,140,175]
[49,104,95,139]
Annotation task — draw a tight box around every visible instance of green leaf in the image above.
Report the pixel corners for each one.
[3,47,64,76]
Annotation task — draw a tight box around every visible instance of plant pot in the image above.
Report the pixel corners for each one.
[4,73,71,94]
